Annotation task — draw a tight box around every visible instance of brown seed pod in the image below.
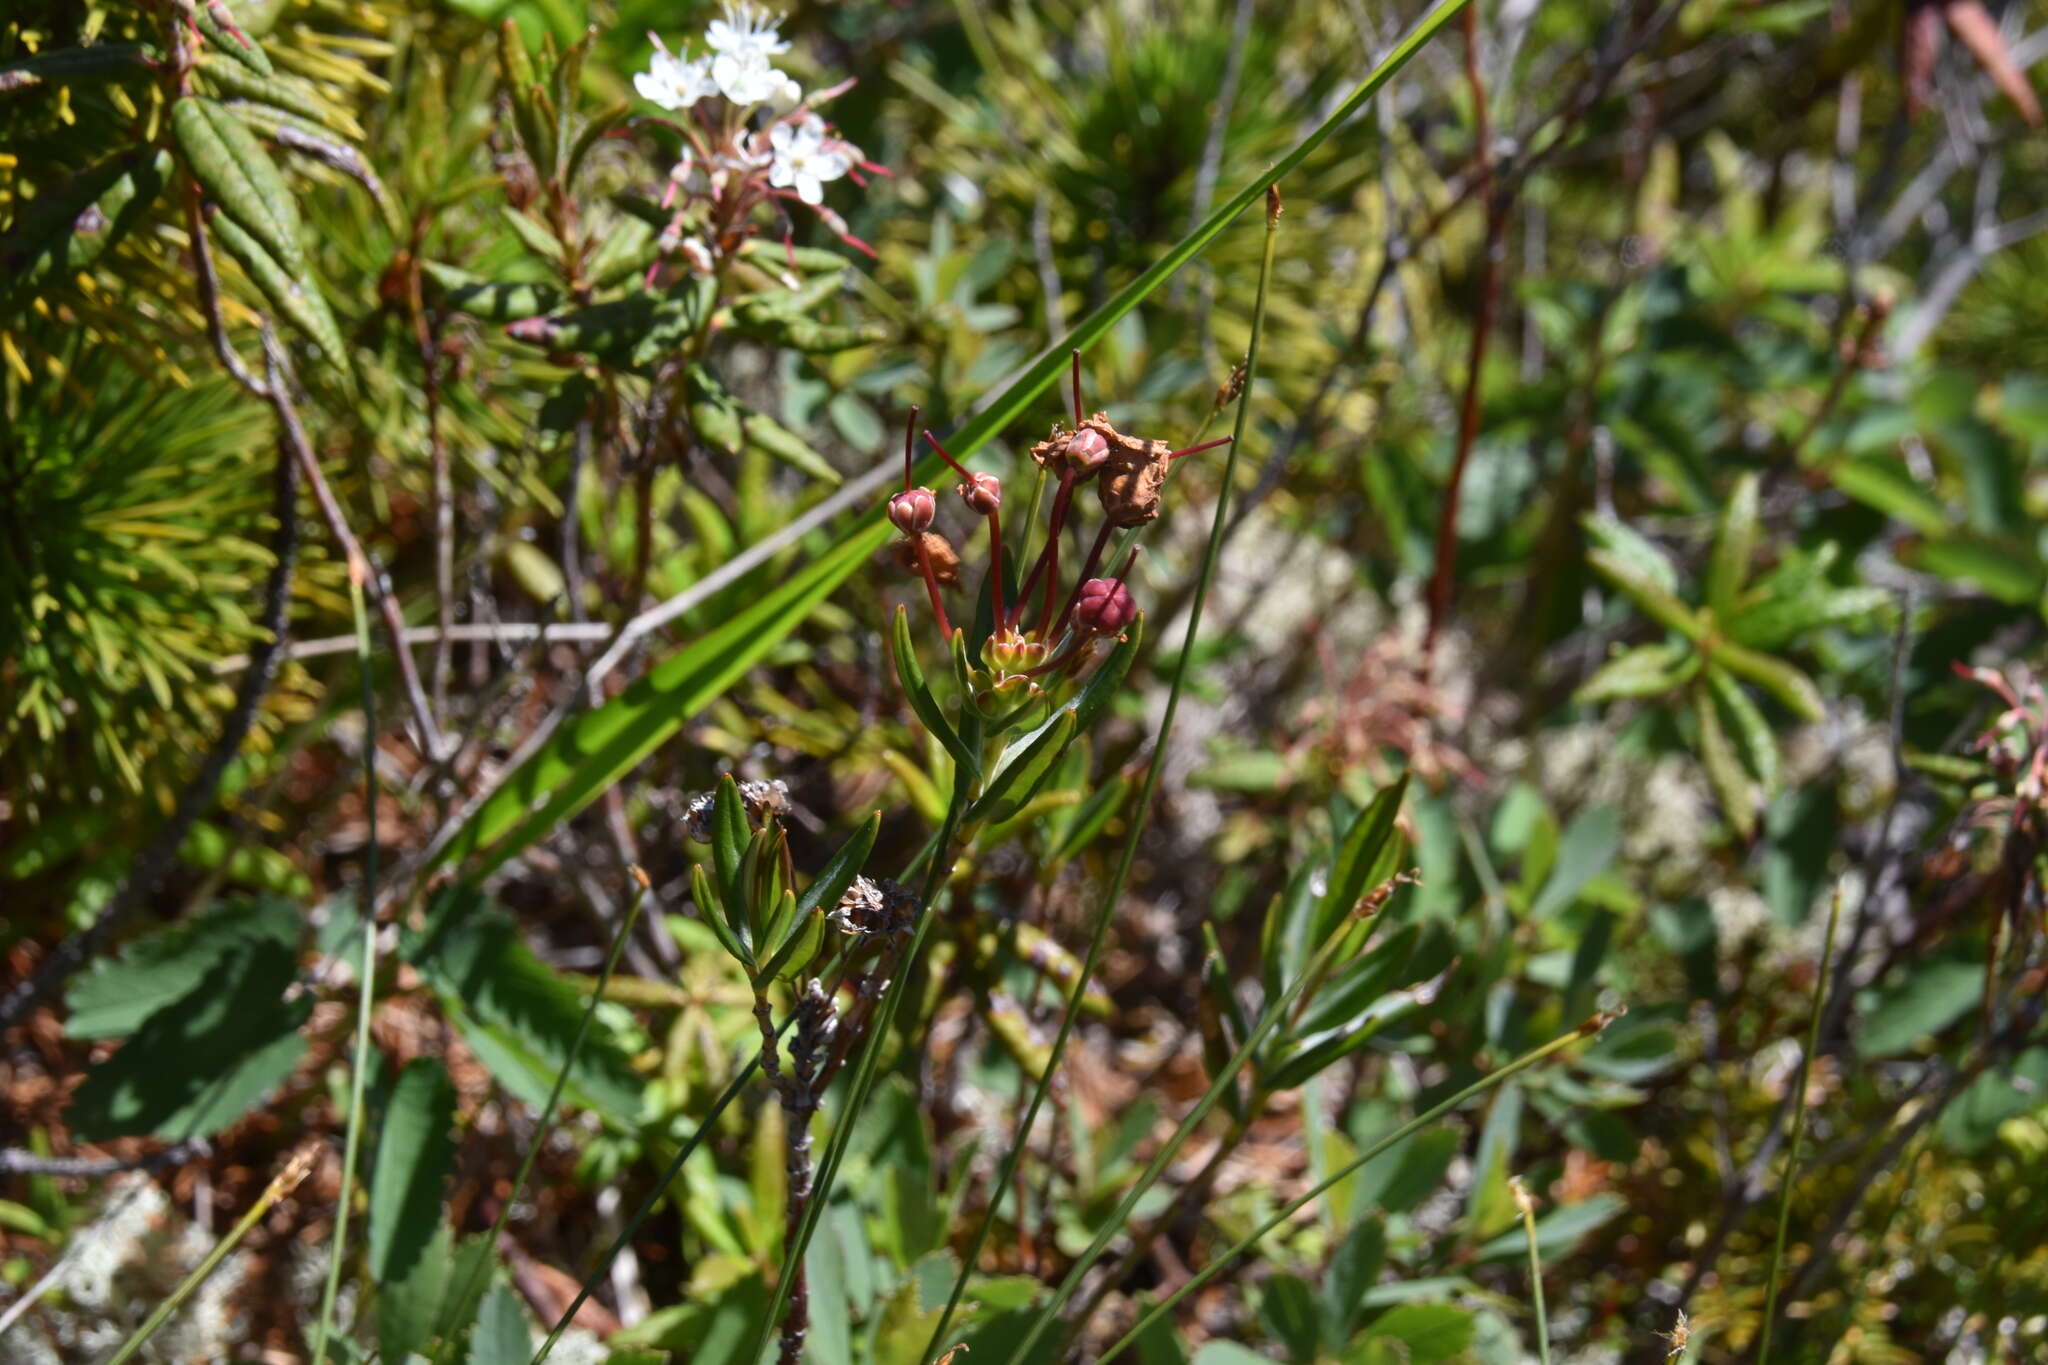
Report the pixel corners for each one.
[890,530,961,585]
[1087,415,1173,527]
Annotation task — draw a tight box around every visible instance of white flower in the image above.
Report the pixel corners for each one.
[767,114,855,204]
[704,2,790,60]
[712,48,800,106]
[634,49,716,110]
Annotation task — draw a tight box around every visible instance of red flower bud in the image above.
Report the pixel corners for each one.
[957,471,1002,515]
[1072,578,1136,636]
[889,487,936,535]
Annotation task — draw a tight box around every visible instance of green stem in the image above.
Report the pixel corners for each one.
[444,877,649,1362]
[1098,1020,1613,1365]
[925,183,1287,1365]
[310,572,378,1365]
[108,1147,318,1365]
[1757,885,1842,1364]
[746,776,973,1365]
[529,936,864,1365]
[1516,1179,1552,1365]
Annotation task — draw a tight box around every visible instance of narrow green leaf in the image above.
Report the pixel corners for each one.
[1713,640,1825,722]
[1574,640,1698,703]
[1693,681,1756,838]
[1586,546,1702,640]
[1707,471,1760,619]
[174,96,304,274]
[891,605,972,776]
[795,811,882,917]
[1706,664,1779,793]
[968,708,1078,824]
[206,210,349,375]
[192,3,273,77]
[1312,775,1410,948]
[692,862,755,971]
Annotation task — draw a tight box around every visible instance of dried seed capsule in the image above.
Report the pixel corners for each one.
[1029,421,1110,480]
[1072,578,1137,636]
[1090,416,1173,528]
[888,486,936,535]
[890,530,961,586]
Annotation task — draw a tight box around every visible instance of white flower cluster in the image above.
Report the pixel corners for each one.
[632,3,862,209]
[634,2,798,110]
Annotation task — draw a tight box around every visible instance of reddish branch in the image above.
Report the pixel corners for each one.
[1423,7,1509,680]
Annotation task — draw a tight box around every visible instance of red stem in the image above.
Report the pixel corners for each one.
[1168,435,1233,462]
[1423,7,1504,683]
[1052,522,1115,638]
[1071,349,1084,424]
[1034,476,1077,635]
[902,405,920,491]
[914,538,953,640]
[988,508,1006,627]
[1014,472,1074,631]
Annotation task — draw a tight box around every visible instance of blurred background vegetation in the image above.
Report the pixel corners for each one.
[5,0,2048,1361]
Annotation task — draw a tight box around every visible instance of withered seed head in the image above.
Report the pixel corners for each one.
[1089,415,1173,528]
[890,530,961,586]
[1030,420,1111,481]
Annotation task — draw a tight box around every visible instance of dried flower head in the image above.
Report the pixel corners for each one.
[890,530,961,586]
[680,777,790,842]
[1090,417,1173,528]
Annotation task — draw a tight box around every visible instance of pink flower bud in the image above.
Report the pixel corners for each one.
[1065,425,1110,473]
[957,471,1002,515]
[1072,578,1136,636]
[889,487,936,535]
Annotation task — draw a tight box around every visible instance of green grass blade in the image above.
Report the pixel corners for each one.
[107,1148,317,1365]
[426,0,1473,882]
[310,572,379,1365]
[1757,885,1842,1364]
[1097,1020,1615,1365]
[933,182,1289,1365]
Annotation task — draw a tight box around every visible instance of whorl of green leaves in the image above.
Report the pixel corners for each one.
[0,336,306,822]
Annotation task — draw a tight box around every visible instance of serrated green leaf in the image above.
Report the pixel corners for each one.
[404,888,643,1124]
[69,939,309,1141]
[370,1058,455,1283]
[66,896,302,1039]
[466,1280,534,1364]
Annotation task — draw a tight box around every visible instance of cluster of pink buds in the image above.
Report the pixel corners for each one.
[885,353,1229,715]
[632,3,888,279]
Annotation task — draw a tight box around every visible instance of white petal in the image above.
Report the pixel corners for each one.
[796,170,824,205]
